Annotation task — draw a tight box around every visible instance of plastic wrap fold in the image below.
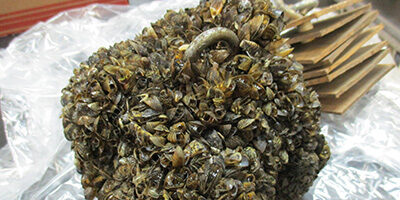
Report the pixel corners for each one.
[0,1,399,199]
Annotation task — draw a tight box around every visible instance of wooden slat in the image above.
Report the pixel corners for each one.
[292,11,378,64]
[305,41,387,86]
[320,64,395,114]
[286,0,363,29]
[284,4,370,45]
[303,24,384,78]
[315,48,390,98]
[304,29,360,70]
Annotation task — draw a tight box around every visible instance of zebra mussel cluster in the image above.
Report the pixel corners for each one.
[61,0,330,199]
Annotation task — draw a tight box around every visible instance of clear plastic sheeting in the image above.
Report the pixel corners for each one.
[0,0,399,199]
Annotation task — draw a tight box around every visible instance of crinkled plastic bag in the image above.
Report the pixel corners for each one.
[0,1,399,199]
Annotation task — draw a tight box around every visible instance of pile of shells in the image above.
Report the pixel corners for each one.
[61,0,330,199]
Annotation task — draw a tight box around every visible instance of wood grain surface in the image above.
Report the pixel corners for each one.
[286,0,363,29]
[303,24,384,79]
[305,41,387,86]
[320,64,395,114]
[315,48,389,98]
[292,11,378,64]
[284,4,370,45]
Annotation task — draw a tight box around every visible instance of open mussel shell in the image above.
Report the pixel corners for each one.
[61,0,330,199]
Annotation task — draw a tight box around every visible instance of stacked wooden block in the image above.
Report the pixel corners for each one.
[283,0,395,114]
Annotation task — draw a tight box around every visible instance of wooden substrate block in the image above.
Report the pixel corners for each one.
[284,4,370,45]
[303,24,384,78]
[320,64,395,114]
[292,11,378,64]
[305,28,360,69]
[315,48,390,98]
[286,0,363,29]
[305,41,387,86]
